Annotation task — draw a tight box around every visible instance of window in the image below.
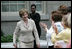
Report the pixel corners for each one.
[1,1,25,12]
[35,1,42,11]
[17,1,25,3]
[17,4,25,11]
[1,1,9,3]
[10,4,17,12]
[2,4,9,12]
[1,1,44,14]
[36,4,42,11]
[30,1,42,12]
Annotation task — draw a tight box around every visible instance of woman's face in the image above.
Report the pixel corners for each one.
[22,12,28,21]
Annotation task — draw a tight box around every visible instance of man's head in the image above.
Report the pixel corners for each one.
[31,4,36,13]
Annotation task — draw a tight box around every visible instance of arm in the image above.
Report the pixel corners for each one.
[40,22,48,32]
[52,21,58,35]
[13,22,20,48]
[51,31,64,44]
[33,21,40,48]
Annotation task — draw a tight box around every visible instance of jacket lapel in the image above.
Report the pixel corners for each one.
[22,19,29,30]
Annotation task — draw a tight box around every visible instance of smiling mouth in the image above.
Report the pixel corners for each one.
[24,17,27,18]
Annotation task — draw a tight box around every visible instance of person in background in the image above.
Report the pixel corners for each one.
[13,8,40,48]
[29,4,41,48]
[54,13,71,48]
[53,6,71,48]
[40,10,64,48]
[66,9,71,48]
[58,5,68,15]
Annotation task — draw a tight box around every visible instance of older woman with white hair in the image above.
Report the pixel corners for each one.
[54,13,71,48]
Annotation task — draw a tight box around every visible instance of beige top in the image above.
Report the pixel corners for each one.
[13,19,40,45]
[51,28,71,44]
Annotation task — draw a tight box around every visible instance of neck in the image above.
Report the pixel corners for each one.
[32,12,35,14]
[23,18,28,23]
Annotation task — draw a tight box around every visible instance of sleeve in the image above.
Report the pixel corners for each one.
[32,21,40,45]
[13,22,20,45]
[55,31,65,40]
[46,26,54,38]
[51,30,65,44]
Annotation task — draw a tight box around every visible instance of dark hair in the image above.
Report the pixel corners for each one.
[58,5,67,10]
[31,4,36,8]
[58,5,68,15]
[51,11,62,22]
[51,11,61,15]
[67,6,71,13]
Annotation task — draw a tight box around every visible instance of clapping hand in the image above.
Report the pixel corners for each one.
[40,22,47,29]
[40,22,48,32]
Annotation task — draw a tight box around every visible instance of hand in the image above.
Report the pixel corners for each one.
[52,21,58,34]
[40,22,47,29]
[54,43,62,48]
[13,44,17,48]
[37,44,40,48]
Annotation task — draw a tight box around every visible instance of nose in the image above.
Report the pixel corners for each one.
[23,16,26,18]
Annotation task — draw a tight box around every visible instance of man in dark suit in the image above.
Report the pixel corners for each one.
[29,4,41,48]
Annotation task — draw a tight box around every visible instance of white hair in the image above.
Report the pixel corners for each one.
[67,13,71,28]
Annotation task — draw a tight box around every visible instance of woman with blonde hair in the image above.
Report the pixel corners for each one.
[13,8,40,48]
[54,13,71,48]
[40,10,64,48]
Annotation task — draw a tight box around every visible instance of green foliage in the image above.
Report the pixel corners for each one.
[1,30,4,36]
[1,34,13,43]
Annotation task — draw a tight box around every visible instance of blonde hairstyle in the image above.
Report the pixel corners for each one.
[62,13,71,28]
[67,13,71,28]
[19,9,28,18]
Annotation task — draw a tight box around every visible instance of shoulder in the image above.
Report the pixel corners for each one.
[17,20,22,25]
[61,28,71,33]
[29,19,35,23]
[58,28,71,38]
[65,28,71,33]
[36,13,40,15]
[55,22,61,25]
[58,28,69,35]
[55,22,63,28]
